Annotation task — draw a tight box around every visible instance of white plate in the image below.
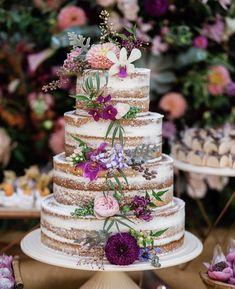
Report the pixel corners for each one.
[21,229,203,272]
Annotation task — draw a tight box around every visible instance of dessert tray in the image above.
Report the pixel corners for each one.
[21,229,202,289]
[173,159,235,177]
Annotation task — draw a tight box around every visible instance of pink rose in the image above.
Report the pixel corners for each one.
[94,195,119,219]
[58,6,87,30]
[159,92,187,119]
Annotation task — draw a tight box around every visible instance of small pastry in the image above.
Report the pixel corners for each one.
[191,138,202,151]
[35,173,52,209]
[219,155,230,168]
[17,176,34,208]
[206,155,220,168]
[187,151,203,166]
[218,139,232,155]
[178,149,187,162]
[203,140,218,154]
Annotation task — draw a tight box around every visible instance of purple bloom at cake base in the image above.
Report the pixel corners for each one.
[102,105,118,120]
[105,233,140,265]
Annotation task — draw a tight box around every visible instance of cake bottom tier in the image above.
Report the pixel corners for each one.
[41,195,185,257]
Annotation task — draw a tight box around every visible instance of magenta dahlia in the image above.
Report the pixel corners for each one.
[105,233,140,265]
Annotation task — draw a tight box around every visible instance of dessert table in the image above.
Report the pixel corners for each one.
[21,229,202,289]
[173,159,235,242]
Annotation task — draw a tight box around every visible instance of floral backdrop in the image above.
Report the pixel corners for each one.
[0,0,235,225]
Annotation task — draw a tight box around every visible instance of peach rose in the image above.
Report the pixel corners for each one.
[159,92,187,119]
[208,65,231,96]
[94,195,119,219]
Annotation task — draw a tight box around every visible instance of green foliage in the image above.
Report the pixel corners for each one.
[123,106,141,119]
[151,190,168,202]
[71,202,94,217]
[126,144,160,164]
[103,215,135,233]
[105,121,125,146]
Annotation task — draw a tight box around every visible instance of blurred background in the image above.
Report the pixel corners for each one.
[0,0,235,230]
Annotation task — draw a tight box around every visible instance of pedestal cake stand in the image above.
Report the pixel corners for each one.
[21,229,202,289]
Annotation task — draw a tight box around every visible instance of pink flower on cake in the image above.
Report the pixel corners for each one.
[159,92,187,119]
[114,103,130,119]
[107,47,141,78]
[86,43,120,69]
[94,195,119,218]
[58,6,87,30]
[208,65,231,96]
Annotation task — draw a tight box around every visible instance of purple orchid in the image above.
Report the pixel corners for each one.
[97,94,112,104]
[0,256,13,269]
[77,160,105,181]
[118,66,128,78]
[102,105,117,120]
[88,109,101,121]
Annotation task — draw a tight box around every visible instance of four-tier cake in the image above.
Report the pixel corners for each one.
[40,17,185,266]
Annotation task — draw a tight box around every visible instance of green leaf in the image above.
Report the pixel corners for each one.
[149,202,157,208]
[105,121,115,139]
[151,228,168,237]
[152,190,168,202]
[95,72,100,93]
[103,217,110,231]
[117,169,128,185]
[75,95,90,101]
[106,179,116,192]
[72,136,86,147]
[119,127,124,146]
[115,221,120,232]
[113,174,123,193]
[145,191,150,199]
[112,125,119,146]
[116,219,133,230]
[106,219,115,232]
[116,214,135,224]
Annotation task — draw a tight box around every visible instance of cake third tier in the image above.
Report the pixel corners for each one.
[54,153,174,207]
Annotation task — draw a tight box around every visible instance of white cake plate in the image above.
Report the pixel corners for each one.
[174,159,235,177]
[21,229,202,289]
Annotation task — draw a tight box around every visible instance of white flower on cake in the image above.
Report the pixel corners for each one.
[107,47,141,78]
[114,103,130,119]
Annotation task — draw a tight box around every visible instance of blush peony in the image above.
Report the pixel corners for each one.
[94,195,119,219]
[58,6,87,30]
[159,92,187,119]
[86,43,120,69]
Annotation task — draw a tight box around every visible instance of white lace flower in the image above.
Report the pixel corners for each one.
[107,47,141,78]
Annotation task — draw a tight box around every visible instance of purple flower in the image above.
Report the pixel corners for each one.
[77,161,105,181]
[193,36,208,49]
[102,105,118,120]
[144,0,169,17]
[226,82,235,96]
[88,109,101,121]
[208,263,233,282]
[97,94,112,104]
[105,233,140,265]
[202,15,224,44]
[137,209,153,222]
[139,247,161,262]
[118,66,128,78]
[0,277,15,289]
[133,196,150,208]
[0,267,12,278]
[0,256,13,269]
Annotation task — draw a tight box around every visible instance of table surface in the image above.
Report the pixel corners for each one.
[0,207,40,219]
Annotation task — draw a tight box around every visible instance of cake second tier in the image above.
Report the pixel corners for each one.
[64,110,163,156]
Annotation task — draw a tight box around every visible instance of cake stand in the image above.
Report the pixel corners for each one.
[21,229,202,289]
[173,159,235,241]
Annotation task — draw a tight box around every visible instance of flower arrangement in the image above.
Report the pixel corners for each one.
[0,255,15,289]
